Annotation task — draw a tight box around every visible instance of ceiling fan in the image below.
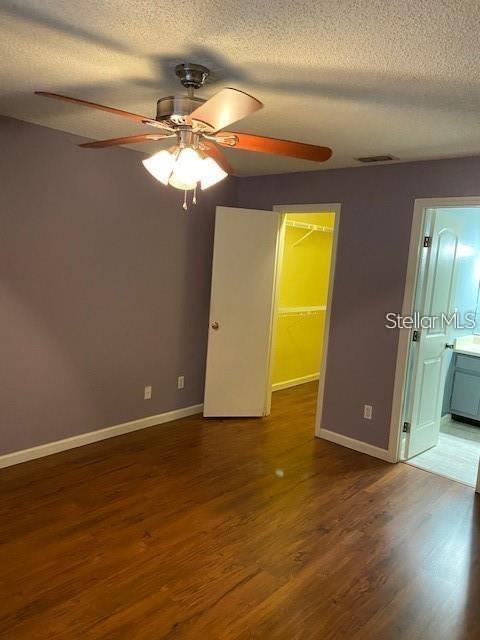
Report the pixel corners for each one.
[36,63,332,209]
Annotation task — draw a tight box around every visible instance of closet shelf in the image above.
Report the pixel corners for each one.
[278,305,326,317]
[285,220,333,247]
[286,221,333,232]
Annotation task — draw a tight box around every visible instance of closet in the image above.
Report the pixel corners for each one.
[271,212,334,391]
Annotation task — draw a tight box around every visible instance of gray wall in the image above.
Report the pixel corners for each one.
[0,116,236,455]
[237,157,480,450]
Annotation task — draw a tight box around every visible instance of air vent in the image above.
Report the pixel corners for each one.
[356,155,396,163]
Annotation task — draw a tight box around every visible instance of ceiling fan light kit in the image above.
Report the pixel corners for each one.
[143,144,227,199]
[36,62,332,210]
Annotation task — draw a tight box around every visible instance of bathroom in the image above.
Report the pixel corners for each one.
[402,207,480,487]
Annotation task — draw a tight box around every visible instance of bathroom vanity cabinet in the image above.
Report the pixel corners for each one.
[450,353,480,420]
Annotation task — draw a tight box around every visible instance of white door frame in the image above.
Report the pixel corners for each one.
[388,196,480,463]
[270,202,342,434]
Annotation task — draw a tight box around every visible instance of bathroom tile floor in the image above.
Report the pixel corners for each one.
[407,417,480,486]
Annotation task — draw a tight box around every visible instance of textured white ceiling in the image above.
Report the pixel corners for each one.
[1,0,480,175]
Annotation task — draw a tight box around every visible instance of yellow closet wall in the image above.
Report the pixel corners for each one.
[272,212,334,386]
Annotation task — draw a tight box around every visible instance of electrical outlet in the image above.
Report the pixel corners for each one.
[177,376,185,390]
[144,385,152,400]
[363,404,373,420]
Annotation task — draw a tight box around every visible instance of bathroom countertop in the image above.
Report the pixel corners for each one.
[454,335,480,357]
[455,346,480,357]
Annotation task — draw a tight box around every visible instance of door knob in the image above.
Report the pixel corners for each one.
[445,343,455,349]
[211,321,219,330]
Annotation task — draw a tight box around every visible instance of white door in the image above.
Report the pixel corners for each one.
[203,206,281,417]
[405,210,465,458]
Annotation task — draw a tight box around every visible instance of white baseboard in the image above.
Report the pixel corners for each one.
[272,373,319,392]
[317,428,394,463]
[0,404,203,470]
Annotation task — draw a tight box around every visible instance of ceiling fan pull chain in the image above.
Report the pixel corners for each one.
[183,190,188,211]
[192,185,197,205]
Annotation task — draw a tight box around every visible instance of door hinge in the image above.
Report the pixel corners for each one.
[403,422,410,433]
[412,330,420,342]
[423,235,432,248]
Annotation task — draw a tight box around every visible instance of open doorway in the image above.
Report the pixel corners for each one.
[398,203,480,487]
[270,211,335,394]
[203,203,340,424]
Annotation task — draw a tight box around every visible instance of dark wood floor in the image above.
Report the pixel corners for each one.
[0,382,479,639]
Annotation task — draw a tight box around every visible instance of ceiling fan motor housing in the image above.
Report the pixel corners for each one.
[156,95,212,131]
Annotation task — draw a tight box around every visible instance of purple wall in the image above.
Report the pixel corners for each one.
[3,113,480,457]
[0,116,236,455]
[238,158,480,450]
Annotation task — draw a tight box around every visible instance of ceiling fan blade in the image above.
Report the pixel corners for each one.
[189,88,262,132]
[201,141,234,175]
[217,132,332,162]
[79,133,175,149]
[35,91,173,131]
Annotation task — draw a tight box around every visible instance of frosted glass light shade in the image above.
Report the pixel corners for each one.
[142,150,175,185]
[142,146,228,192]
[200,157,228,190]
[168,147,201,190]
